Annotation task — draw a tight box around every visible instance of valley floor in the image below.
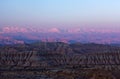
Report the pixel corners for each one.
[0,66,119,79]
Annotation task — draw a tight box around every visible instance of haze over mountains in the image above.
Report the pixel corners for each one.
[0,26,120,45]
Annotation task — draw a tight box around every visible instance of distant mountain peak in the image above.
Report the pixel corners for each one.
[2,26,28,33]
[48,28,60,33]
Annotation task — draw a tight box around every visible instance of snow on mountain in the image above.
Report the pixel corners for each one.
[48,28,60,33]
[1,26,28,33]
[0,26,120,44]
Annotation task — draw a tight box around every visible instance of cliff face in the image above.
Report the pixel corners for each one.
[0,42,120,70]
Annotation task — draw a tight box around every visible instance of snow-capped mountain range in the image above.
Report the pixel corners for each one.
[0,26,120,45]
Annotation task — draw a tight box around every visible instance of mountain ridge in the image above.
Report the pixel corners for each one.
[0,26,120,45]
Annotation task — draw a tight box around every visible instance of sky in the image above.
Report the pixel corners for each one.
[0,0,120,28]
